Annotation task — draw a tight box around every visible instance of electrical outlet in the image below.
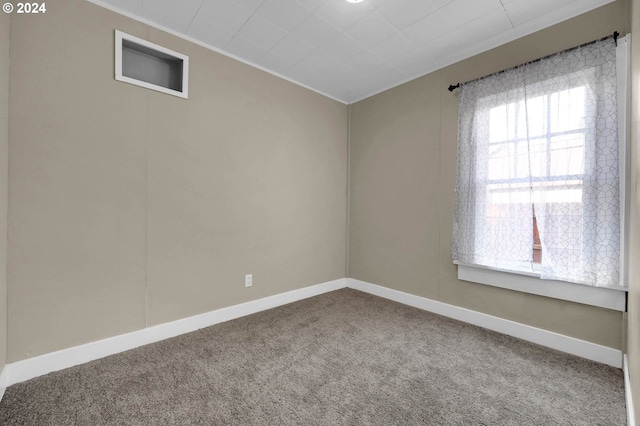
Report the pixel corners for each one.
[245,274,252,288]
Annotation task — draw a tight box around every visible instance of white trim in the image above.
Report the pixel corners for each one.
[0,276,622,401]
[617,34,631,290]
[346,278,622,368]
[2,278,347,387]
[625,354,636,426]
[115,30,189,99]
[86,0,347,105]
[457,264,626,311]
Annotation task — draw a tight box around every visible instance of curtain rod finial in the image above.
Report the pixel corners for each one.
[448,83,460,92]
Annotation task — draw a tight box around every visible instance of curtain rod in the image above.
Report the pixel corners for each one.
[447,31,619,92]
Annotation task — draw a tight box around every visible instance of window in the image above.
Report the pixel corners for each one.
[452,35,628,298]
[485,86,587,269]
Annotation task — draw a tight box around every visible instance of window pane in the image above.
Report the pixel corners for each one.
[522,96,547,138]
[550,87,586,133]
[550,133,584,176]
[487,182,531,204]
[482,201,533,260]
[542,201,583,261]
[515,142,529,178]
[489,105,508,143]
[488,143,512,180]
[528,138,547,178]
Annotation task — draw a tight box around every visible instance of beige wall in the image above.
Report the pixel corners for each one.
[3,0,632,368]
[349,1,628,349]
[628,0,640,417]
[0,10,9,370]
[7,0,347,362]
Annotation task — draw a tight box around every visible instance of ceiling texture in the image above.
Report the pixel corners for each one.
[90,0,615,104]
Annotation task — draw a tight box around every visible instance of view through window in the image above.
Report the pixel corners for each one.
[485,86,586,267]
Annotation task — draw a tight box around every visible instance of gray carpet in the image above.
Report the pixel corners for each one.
[0,288,626,425]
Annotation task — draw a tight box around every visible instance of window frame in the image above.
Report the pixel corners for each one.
[455,34,630,310]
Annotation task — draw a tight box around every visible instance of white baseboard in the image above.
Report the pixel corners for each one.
[346,278,622,368]
[0,365,9,402]
[3,278,347,388]
[625,354,636,426]
[0,276,623,402]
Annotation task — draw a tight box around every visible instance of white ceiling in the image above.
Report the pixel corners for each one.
[91,0,615,104]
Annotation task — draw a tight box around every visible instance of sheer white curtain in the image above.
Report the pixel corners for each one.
[451,37,622,288]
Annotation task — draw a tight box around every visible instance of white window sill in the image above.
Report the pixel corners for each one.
[455,262,626,311]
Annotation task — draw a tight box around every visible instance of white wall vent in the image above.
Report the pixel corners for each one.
[115,30,189,99]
